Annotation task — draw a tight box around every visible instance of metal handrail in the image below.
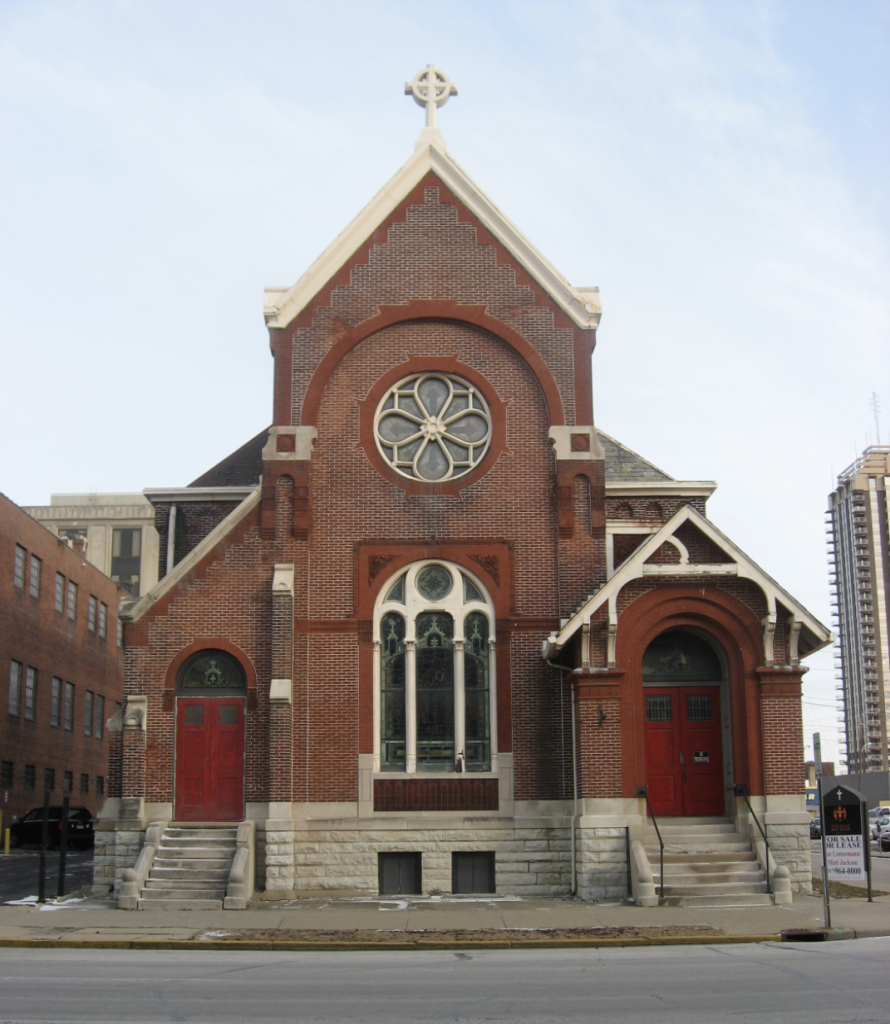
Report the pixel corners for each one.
[637,786,664,900]
[734,783,771,895]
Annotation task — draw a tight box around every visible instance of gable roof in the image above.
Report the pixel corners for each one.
[548,503,831,661]
[263,133,602,333]
[189,427,269,488]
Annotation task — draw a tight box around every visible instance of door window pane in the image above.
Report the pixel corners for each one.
[686,693,714,722]
[218,705,237,725]
[646,695,672,722]
[185,705,204,726]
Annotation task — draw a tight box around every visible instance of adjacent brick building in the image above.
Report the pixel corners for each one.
[1,493,125,826]
[100,91,831,902]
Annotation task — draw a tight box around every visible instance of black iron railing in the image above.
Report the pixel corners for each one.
[734,783,771,895]
[637,786,664,900]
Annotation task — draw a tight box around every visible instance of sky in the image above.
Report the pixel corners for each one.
[1,1,888,766]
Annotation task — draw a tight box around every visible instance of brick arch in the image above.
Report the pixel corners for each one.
[164,638,258,694]
[613,584,767,798]
[299,302,566,429]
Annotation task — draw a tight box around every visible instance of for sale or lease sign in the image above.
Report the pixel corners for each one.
[825,833,865,881]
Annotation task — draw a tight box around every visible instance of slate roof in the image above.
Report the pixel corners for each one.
[597,431,674,482]
[189,427,269,488]
[188,426,672,488]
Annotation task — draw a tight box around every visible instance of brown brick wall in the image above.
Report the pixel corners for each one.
[0,494,125,822]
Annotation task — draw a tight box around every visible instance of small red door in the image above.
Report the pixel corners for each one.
[644,687,724,817]
[175,697,245,821]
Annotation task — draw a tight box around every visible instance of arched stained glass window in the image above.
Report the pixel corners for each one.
[380,614,406,769]
[375,562,495,775]
[642,630,723,683]
[464,614,490,769]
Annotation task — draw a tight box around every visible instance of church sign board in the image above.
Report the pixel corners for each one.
[821,784,867,882]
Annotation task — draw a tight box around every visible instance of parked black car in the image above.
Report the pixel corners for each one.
[8,806,94,849]
[809,816,822,839]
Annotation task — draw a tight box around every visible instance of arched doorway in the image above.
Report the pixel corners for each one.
[174,649,246,821]
[642,629,727,817]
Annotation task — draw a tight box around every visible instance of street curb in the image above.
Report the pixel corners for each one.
[0,934,784,951]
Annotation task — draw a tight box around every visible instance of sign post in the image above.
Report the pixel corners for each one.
[817,777,830,928]
[821,782,871,907]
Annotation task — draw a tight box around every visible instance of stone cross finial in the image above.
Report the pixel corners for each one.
[405,64,458,129]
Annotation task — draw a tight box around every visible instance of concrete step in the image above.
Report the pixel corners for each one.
[137,898,224,911]
[141,886,227,900]
[645,842,753,857]
[653,862,764,877]
[653,851,758,864]
[149,866,231,881]
[659,880,768,896]
[144,878,229,891]
[655,823,737,835]
[165,827,238,837]
[153,851,234,864]
[158,838,236,851]
[655,871,766,888]
[663,893,773,908]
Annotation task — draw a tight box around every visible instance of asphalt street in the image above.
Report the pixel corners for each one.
[0,849,93,903]
[0,940,887,1023]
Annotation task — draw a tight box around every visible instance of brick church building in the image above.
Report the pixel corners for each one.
[97,68,830,906]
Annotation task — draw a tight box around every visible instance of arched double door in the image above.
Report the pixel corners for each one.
[174,650,246,821]
[643,630,727,817]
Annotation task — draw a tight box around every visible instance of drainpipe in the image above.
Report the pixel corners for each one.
[547,658,578,896]
[165,503,177,577]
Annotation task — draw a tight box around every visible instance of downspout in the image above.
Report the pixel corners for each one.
[165,504,177,577]
[547,658,578,896]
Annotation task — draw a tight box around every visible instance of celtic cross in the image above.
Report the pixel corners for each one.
[405,64,458,129]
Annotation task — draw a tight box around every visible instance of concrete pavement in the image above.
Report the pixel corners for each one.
[1,888,889,949]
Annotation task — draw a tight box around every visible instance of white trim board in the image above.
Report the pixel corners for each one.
[263,137,601,333]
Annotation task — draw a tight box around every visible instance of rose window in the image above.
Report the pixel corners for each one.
[374,373,492,482]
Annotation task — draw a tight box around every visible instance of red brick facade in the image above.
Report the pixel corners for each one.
[1,493,124,823]
[109,148,826,898]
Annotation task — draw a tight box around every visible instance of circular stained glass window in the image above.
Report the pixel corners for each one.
[374,373,492,482]
[416,564,453,600]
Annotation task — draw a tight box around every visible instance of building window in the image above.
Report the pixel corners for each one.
[96,775,105,797]
[374,373,493,482]
[117,616,123,647]
[50,677,62,727]
[13,545,26,588]
[375,561,495,773]
[29,555,41,598]
[63,771,73,793]
[87,596,97,632]
[80,773,90,795]
[63,682,74,731]
[55,573,65,613]
[111,528,142,597]
[44,768,55,792]
[24,765,35,790]
[8,661,22,716]
[1,762,12,788]
[67,581,77,620]
[98,602,107,639]
[84,691,94,736]
[94,694,105,739]
[24,667,37,721]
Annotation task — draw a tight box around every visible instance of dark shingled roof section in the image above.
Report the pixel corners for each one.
[189,427,270,488]
[188,426,670,488]
[597,431,674,482]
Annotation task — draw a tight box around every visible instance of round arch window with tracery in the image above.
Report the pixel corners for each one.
[374,561,497,774]
[374,372,492,482]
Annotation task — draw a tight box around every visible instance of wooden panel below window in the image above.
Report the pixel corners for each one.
[374,777,498,812]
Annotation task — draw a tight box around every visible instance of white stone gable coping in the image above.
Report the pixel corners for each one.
[605,481,717,498]
[546,504,831,661]
[264,140,601,332]
[123,487,261,623]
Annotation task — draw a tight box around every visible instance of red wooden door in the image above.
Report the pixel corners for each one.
[644,687,724,817]
[175,697,245,821]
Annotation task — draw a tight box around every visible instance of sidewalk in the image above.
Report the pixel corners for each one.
[1,890,889,949]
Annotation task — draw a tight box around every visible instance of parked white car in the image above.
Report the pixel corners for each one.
[870,814,890,840]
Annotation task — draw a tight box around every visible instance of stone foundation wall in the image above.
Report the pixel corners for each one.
[264,825,579,896]
[762,820,811,893]
[575,827,629,901]
[92,826,145,895]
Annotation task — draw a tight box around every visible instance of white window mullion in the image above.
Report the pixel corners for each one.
[372,640,381,772]
[488,636,498,772]
[453,639,465,768]
[405,640,417,773]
